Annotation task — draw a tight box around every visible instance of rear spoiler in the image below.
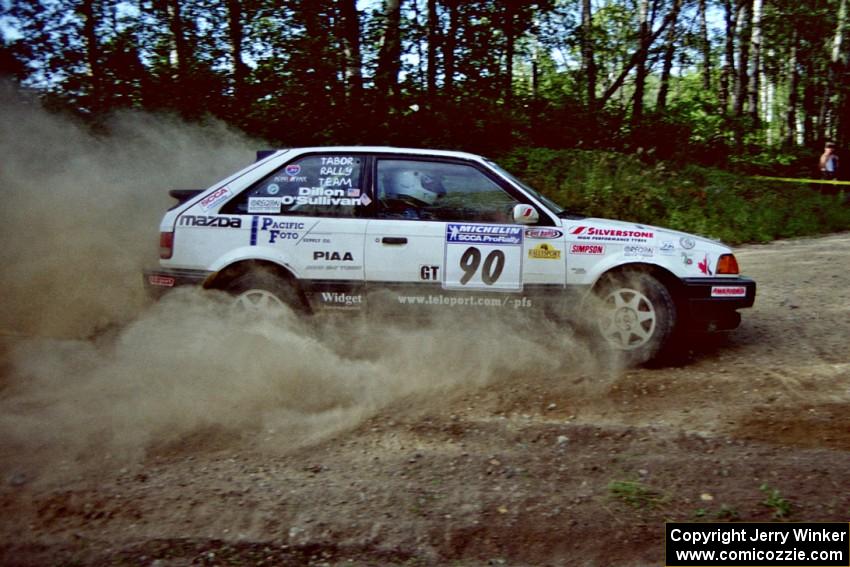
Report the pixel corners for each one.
[168,189,202,210]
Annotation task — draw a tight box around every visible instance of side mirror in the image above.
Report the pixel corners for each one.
[512,204,539,225]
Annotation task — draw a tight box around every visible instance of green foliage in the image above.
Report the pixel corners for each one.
[760,483,793,519]
[608,480,666,510]
[503,147,850,244]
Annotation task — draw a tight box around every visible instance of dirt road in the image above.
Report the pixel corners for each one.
[2,233,849,566]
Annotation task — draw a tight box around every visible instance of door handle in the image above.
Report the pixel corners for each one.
[381,237,408,245]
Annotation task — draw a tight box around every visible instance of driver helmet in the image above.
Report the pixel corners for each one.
[388,170,445,205]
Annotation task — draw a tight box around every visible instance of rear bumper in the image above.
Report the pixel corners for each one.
[679,277,756,331]
[142,268,211,299]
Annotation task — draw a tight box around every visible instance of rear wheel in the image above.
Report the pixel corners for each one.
[590,271,677,366]
[224,268,306,318]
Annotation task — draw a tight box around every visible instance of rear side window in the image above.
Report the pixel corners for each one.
[222,155,365,217]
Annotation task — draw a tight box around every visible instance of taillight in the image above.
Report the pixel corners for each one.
[716,254,739,274]
[159,232,174,259]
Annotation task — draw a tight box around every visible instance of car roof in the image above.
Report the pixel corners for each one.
[283,146,486,161]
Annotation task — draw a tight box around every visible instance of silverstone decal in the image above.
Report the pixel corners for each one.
[248,197,282,214]
[178,215,242,228]
[711,286,747,298]
[446,224,523,245]
[250,216,311,245]
[199,187,232,210]
[569,244,605,255]
[569,225,654,243]
[624,245,654,257]
[445,224,523,292]
[698,254,714,275]
[525,228,563,239]
[528,243,561,260]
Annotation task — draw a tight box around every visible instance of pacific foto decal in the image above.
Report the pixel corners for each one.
[569,244,605,255]
[178,215,242,228]
[525,228,564,239]
[569,226,654,242]
[528,243,561,259]
[199,187,232,210]
[711,286,747,297]
[250,216,307,245]
[446,224,523,245]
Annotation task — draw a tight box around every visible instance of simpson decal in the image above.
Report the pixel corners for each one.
[528,243,561,259]
[711,286,747,298]
[569,244,605,255]
[446,224,523,245]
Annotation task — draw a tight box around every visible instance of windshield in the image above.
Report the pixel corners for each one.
[485,160,580,218]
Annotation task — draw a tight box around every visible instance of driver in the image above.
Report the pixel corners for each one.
[384,170,446,219]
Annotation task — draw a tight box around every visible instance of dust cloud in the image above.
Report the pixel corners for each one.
[0,85,603,484]
[0,82,259,339]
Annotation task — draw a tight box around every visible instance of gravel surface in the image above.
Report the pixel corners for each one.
[2,233,849,566]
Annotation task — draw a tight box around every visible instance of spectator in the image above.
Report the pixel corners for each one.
[819,142,839,180]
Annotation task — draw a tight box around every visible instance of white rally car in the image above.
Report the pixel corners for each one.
[144,146,756,365]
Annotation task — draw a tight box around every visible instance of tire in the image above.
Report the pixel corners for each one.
[224,268,306,318]
[589,271,677,366]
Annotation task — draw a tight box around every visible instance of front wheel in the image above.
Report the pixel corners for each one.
[589,271,677,366]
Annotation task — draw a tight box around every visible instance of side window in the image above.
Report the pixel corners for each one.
[376,159,519,223]
[223,155,365,217]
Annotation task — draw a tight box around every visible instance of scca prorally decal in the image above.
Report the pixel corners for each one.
[569,226,654,242]
[711,286,747,297]
[199,187,231,210]
[446,224,523,245]
[179,215,242,228]
[525,228,563,239]
[569,244,605,255]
